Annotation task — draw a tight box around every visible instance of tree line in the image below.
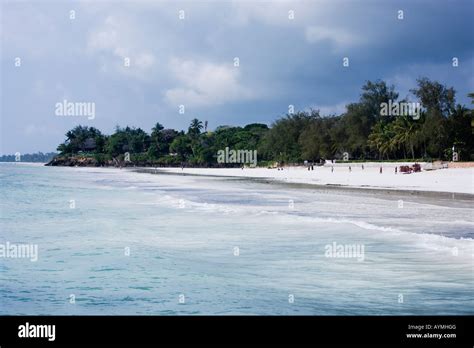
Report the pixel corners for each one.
[0,152,57,163]
[54,78,474,167]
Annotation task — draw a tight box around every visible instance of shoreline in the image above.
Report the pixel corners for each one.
[135,167,474,202]
[3,161,472,198]
[133,165,474,197]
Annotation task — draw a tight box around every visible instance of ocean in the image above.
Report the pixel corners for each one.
[0,163,473,315]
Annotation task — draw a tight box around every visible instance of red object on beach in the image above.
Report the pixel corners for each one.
[400,165,412,174]
[412,163,421,172]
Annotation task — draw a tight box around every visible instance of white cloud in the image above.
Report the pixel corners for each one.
[310,102,348,116]
[135,53,155,70]
[88,30,120,55]
[87,15,155,79]
[164,58,254,107]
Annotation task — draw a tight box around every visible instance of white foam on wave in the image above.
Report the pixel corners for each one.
[136,194,240,214]
[87,167,474,257]
[294,215,474,256]
[147,193,474,252]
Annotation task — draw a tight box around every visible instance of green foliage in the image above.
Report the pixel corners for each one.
[0,152,57,163]
[57,125,105,154]
[105,126,150,156]
[260,111,317,163]
[368,122,397,160]
[188,118,203,136]
[170,135,192,160]
[91,153,112,165]
[53,78,474,165]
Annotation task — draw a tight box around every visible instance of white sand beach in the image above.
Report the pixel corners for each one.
[157,163,474,195]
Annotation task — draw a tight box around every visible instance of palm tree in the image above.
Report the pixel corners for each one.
[392,116,421,159]
[368,122,396,159]
[188,118,203,136]
[151,122,164,143]
[151,122,164,135]
[64,125,102,153]
[187,119,204,158]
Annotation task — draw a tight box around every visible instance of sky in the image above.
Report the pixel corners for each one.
[1,0,473,154]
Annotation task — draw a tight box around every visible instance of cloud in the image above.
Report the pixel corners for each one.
[385,58,474,104]
[230,0,323,27]
[87,15,156,79]
[87,16,122,54]
[305,26,364,50]
[1,0,473,154]
[311,102,348,116]
[1,3,58,59]
[164,58,254,107]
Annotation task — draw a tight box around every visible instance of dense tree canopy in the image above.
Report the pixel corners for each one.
[54,78,474,166]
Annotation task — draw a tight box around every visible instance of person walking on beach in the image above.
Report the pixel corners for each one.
[395,166,398,174]
[379,166,383,174]
[349,166,352,172]
[331,166,334,173]
[362,164,364,170]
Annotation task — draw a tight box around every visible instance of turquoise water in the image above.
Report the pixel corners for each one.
[0,163,473,315]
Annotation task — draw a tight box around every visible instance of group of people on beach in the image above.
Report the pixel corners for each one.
[300,158,393,174]
[272,160,410,175]
[305,164,396,174]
